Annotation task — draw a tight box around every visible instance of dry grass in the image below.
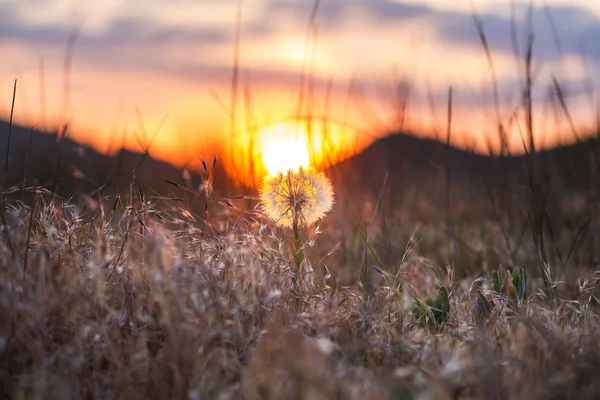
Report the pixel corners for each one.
[0,178,599,400]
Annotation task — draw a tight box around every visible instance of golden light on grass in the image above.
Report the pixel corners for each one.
[260,167,334,228]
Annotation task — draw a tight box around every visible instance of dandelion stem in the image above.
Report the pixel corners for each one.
[291,211,304,289]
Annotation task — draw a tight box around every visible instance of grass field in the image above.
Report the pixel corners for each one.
[1,141,600,400]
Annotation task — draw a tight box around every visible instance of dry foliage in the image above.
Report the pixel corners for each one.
[0,183,598,400]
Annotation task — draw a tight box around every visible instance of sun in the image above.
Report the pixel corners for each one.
[260,122,311,175]
[229,119,356,185]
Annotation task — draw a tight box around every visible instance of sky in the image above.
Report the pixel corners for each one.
[1,0,600,184]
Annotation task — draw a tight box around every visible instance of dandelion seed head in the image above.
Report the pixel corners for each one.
[259,167,334,228]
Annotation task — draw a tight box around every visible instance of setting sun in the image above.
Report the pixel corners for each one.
[228,119,360,186]
[260,123,311,175]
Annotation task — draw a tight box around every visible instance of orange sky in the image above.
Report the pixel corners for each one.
[1,0,600,186]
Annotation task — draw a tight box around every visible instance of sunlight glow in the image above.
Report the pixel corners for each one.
[260,123,311,175]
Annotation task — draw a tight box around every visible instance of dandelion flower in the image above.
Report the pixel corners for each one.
[260,167,334,228]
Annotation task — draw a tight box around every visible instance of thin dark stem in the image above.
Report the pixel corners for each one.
[2,80,17,222]
[60,26,79,128]
[21,126,34,200]
[446,86,453,211]
[39,59,47,133]
[295,0,322,123]
[446,86,457,276]
[52,124,69,198]
[229,0,242,172]
[5,79,17,173]
[291,211,303,290]
[24,186,37,276]
[472,14,506,156]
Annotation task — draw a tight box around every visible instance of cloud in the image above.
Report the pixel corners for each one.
[1,16,230,48]
[268,0,431,24]
[2,0,600,92]
[0,13,237,79]
[268,0,600,63]
[435,4,600,62]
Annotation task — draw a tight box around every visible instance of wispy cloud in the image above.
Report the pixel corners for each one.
[437,4,600,62]
[3,1,600,75]
[1,0,599,168]
[267,0,432,24]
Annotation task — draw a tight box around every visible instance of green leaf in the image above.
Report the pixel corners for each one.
[511,268,521,298]
[515,266,527,302]
[293,247,305,266]
[432,286,450,323]
[291,227,304,268]
[424,286,450,324]
[503,269,517,300]
[414,286,451,329]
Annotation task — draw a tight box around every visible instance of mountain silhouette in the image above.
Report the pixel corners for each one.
[1,120,597,211]
[0,121,239,211]
[327,130,598,219]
